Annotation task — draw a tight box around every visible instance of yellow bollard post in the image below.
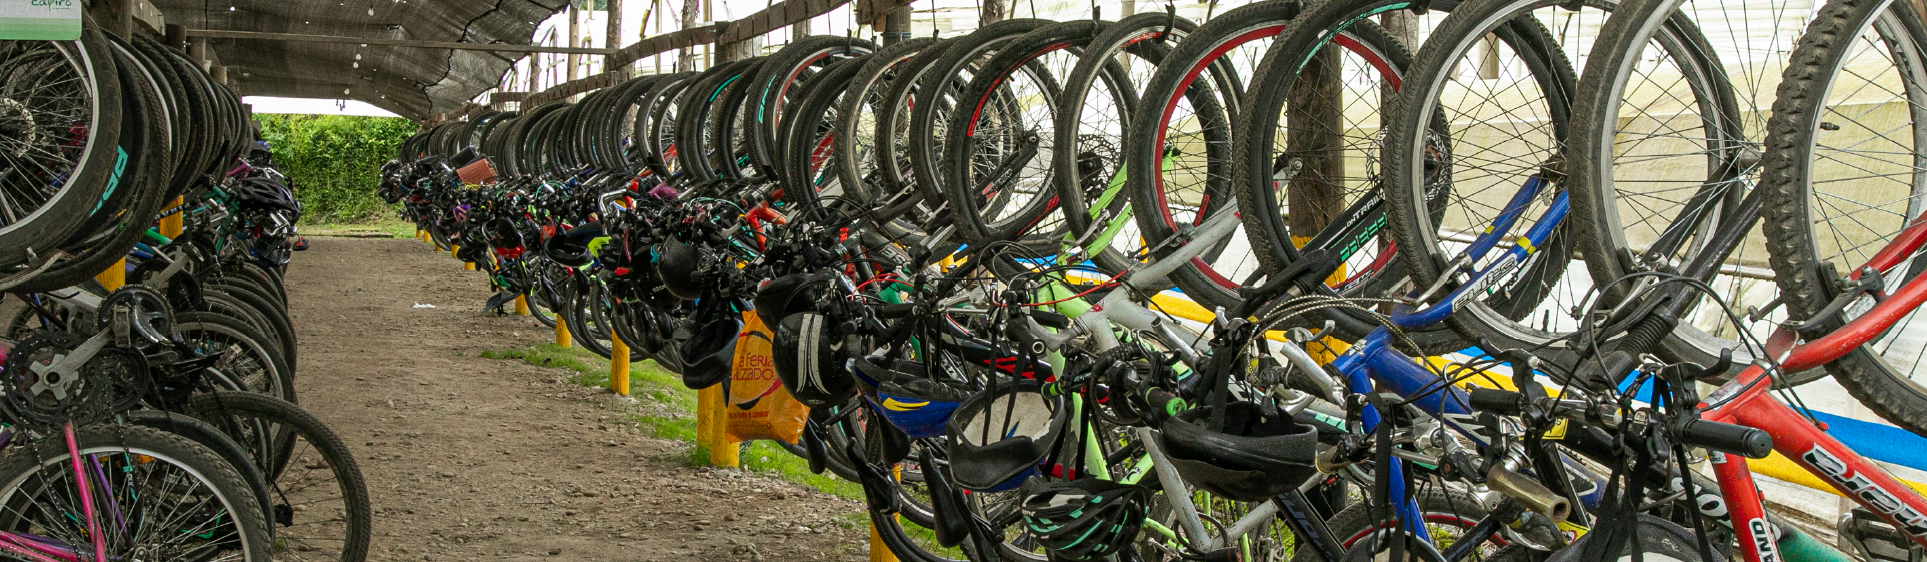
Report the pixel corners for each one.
[159,196,184,238]
[555,320,572,348]
[514,295,530,316]
[700,386,740,467]
[609,335,630,396]
[94,258,126,291]
[419,230,428,243]
[465,261,476,271]
[451,245,460,260]
[696,385,717,458]
[870,466,901,562]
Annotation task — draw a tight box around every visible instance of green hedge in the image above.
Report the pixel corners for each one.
[257,114,417,224]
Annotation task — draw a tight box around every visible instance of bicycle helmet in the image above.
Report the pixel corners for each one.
[542,222,602,268]
[1019,479,1152,561]
[945,379,1074,492]
[755,272,832,320]
[1158,401,1319,502]
[677,312,740,390]
[771,312,857,408]
[852,356,973,439]
[655,237,711,300]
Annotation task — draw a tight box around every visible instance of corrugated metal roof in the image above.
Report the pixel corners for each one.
[157,0,572,120]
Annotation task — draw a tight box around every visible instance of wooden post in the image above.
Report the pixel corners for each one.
[882,4,910,46]
[1284,43,1344,240]
[514,295,531,315]
[211,65,228,84]
[981,0,1004,25]
[188,37,209,71]
[604,0,625,72]
[567,2,581,82]
[556,319,573,348]
[678,0,704,71]
[164,23,186,51]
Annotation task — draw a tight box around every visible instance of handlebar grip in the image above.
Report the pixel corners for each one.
[1468,388,1522,415]
[877,304,917,319]
[1674,418,1773,459]
[1033,311,1071,330]
[1144,389,1185,419]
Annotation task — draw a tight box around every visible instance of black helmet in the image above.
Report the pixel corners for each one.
[676,313,740,390]
[771,312,856,409]
[655,237,710,301]
[1019,479,1152,561]
[945,379,1074,492]
[755,272,832,320]
[542,222,602,268]
[1158,401,1319,502]
[485,217,525,255]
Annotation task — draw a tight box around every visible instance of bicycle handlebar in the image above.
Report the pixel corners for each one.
[1467,387,1771,459]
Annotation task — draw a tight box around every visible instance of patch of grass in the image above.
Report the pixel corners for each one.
[303,217,416,239]
[479,343,862,501]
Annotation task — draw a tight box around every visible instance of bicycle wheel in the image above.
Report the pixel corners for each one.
[1292,487,1499,562]
[907,20,1056,217]
[1380,0,1611,353]
[0,29,125,269]
[780,57,870,209]
[184,391,373,562]
[1760,0,1927,434]
[834,37,940,239]
[176,311,297,405]
[1123,1,1292,308]
[638,74,695,181]
[1055,13,1195,276]
[0,424,273,561]
[1565,0,1793,373]
[941,21,1091,251]
[747,36,876,179]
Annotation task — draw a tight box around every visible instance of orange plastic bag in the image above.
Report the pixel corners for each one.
[724,310,808,444]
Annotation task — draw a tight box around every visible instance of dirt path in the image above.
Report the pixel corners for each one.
[286,236,870,562]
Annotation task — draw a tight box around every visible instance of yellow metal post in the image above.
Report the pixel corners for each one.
[696,385,717,457]
[451,245,461,260]
[514,295,530,316]
[870,466,901,562]
[610,335,630,396]
[159,196,184,237]
[699,386,739,467]
[465,261,476,271]
[95,259,126,291]
[555,320,572,348]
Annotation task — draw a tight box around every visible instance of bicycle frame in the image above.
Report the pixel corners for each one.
[0,423,111,562]
[1700,217,1927,562]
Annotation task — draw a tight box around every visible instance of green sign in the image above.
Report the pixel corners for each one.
[0,0,82,40]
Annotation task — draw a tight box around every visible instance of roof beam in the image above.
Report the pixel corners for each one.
[181,29,615,55]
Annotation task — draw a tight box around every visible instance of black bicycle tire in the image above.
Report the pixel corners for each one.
[1759,0,1927,434]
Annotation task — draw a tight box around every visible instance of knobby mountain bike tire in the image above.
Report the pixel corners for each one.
[1760,0,1927,435]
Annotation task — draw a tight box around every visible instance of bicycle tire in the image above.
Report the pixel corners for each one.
[184,391,374,562]
[1759,0,1927,434]
[0,424,274,561]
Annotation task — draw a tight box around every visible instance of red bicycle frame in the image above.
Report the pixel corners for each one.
[1699,217,1927,561]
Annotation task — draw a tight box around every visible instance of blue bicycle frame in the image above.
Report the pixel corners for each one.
[1317,174,1568,544]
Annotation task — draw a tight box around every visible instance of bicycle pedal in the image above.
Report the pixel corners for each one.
[1840,507,1923,562]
